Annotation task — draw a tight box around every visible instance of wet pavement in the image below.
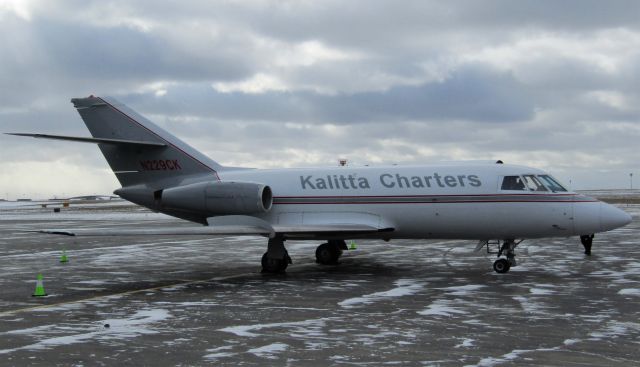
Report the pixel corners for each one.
[0,201,638,366]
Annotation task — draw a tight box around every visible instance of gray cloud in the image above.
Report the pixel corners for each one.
[120,65,533,124]
[0,0,638,198]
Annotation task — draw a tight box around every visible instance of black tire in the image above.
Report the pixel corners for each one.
[316,243,340,265]
[261,252,288,273]
[493,258,511,274]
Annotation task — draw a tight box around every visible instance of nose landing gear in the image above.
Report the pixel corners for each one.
[479,239,521,273]
[493,239,519,273]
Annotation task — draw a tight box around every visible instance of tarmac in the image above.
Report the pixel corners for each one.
[0,199,638,366]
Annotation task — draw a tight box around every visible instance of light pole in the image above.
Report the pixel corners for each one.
[631,173,634,190]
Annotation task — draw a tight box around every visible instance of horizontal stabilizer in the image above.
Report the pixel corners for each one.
[5,133,166,147]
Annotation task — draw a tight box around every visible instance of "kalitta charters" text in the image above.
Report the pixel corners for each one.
[299,173,482,190]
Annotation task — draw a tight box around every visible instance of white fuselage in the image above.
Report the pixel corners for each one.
[213,163,629,240]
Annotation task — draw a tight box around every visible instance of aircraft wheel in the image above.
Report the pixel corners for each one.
[493,258,511,274]
[316,243,340,265]
[261,252,288,273]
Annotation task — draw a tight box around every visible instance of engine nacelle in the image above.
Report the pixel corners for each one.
[161,181,272,216]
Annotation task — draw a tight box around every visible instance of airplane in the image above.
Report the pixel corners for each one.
[7,95,632,274]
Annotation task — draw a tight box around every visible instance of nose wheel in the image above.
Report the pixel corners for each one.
[493,258,511,273]
[479,239,521,273]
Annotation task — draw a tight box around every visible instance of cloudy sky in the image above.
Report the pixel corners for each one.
[0,0,638,199]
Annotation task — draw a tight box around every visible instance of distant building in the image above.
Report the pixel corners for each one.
[48,195,118,201]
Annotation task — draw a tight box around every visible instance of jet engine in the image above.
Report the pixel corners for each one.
[161,181,273,216]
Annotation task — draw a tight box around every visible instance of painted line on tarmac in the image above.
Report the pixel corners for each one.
[0,260,321,317]
[0,272,261,317]
[0,241,467,317]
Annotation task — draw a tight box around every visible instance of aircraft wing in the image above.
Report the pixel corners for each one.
[34,215,394,238]
[36,226,273,237]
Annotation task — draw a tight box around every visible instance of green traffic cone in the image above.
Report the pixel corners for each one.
[32,274,47,297]
[60,249,69,263]
[349,241,357,250]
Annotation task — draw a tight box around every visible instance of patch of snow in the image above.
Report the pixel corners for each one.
[563,339,580,345]
[471,345,561,367]
[512,296,548,315]
[158,301,217,307]
[247,343,288,359]
[206,345,233,353]
[203,345,235,360]
[338,279,423,308]
[589,321,640,340]
[418,300,466,317]
[203,352,235,360]
[618,288,640,296]
[219,318,327,338]
[440,284,486,296]
[455,338,474,348]
[529,288,555,295]
[0,308,171,355]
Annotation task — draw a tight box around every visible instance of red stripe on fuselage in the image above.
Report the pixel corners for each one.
[271,193,596,205]
[272,200,583,205]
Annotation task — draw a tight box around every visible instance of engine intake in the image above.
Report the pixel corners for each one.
[162,181,272,216]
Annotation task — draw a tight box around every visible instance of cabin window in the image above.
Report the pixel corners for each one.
[501,176,527,191]
[522,175,548,191]
[538,175,567,192]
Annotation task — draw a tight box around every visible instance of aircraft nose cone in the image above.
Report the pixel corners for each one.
[600,202,632,232]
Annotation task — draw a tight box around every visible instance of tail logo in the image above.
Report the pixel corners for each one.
[140,159,182,171]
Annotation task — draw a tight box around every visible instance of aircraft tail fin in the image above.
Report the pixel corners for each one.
[69,96,222,187]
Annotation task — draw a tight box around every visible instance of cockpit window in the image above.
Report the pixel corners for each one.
[501,176,527,191]
[537,175,567,192]
[523,175,548,191]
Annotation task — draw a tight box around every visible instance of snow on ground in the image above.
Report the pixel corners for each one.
[0,200,638,365]
[0,309,171,355]
[618,288,640,296]
[338,279,423,308]
[247,343,289,358]
[418,300,467,317]
[219,318,330,338]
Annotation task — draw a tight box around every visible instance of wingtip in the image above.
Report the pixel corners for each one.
[5,133,39,138]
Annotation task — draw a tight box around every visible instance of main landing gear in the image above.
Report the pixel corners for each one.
[315,240,347,265]
[261,238,349,273]
[261,236,292,273]
[480,239,522,273]
[580,234,594,255]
